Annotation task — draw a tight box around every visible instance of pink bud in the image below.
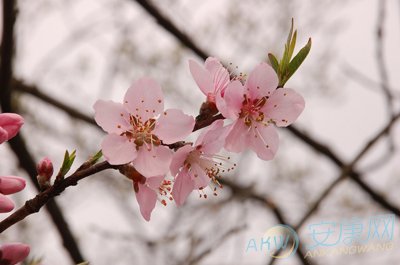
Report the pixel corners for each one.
[0,194,14,213]
[0,113,24,144]
[37,157,53,189]
[0,176,26,195]
[0,243,30,265]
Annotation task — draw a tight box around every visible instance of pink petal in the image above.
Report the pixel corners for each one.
[123,77,164,122]
[190,163,210,189]
[146,175,165,189]
[0,243,30,265]
[133,145,172,177]
[189,59,214,96]
[172,170,195,206]
[153,109,195,144]
[246,63,278,100]
[93,100,130,134]
[0,127,8,144]
[204,57,222,73]
[101,134,137,165]
[0,194,14,213]
[195,120,228,154]
[170,145,194,176]
[218,80,245,119]
[224,120,250,153]
[205,57,230,95]
[135,182,157,221]
[249,124,279,160]
[0,113,24,142]
[262,88,305,127]
[0,176,26,195]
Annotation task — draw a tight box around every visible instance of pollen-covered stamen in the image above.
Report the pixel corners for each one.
[158,179,173,206]
[239,95,268,127]
[120,115,161,148]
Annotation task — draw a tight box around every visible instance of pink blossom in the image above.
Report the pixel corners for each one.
[189,57,230,103]
[170,120,234,206]
[221,62,305,160]
[0,243,30,265]
[94,77,195,177]
[0,113,24,144]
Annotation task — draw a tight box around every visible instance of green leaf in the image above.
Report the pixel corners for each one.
[90,150,103,164]
[268,53,280,74]
[59,150,77,177]
[282,38,312,85]
[286,18,294,47]
[288,30,297,60]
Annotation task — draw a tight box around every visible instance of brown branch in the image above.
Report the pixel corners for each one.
[133,0,208,60]
[0,2,86,263]
[0,161,114,233]
[13,79,97,126]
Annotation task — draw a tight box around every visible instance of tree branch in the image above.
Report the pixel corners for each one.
[0,1,85,263]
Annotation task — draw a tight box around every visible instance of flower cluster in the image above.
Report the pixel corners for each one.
[0,113,30,265]
[94,57,305,221]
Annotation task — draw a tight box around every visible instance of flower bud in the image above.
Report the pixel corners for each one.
[0,194,15,213]
[0,243,30,265]
[0,176,26,195]
[36,157,53,190]
[0,113,24,144]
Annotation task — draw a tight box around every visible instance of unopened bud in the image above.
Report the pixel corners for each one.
[36,157,53,190]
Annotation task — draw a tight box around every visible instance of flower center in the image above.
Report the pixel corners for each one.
[239,95,266,126]
[121,115,161,148]
[184,149,236,198]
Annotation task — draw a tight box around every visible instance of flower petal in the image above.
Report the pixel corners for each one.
[93,100,130,134]
[0,113,24,142]
[135,182,158,221]
[172,170,195,206]
[123,77,164,122]
[218,80,244,119]
[190,163,210,189]
[205,57,230,95]
[262,88,305,127]
[0,194,14,213]
[133,146,172,177]
[153,109,194,144]
[170,145,194,176]
[146,175,165,189]
[224,120,250,153]
[195,120,228,154]
[249,124,279,160]
[246,63,278,100]
[0,176,26,195]
[189,59,214,96]
[101,134,137,165]
[0,243,30,265]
